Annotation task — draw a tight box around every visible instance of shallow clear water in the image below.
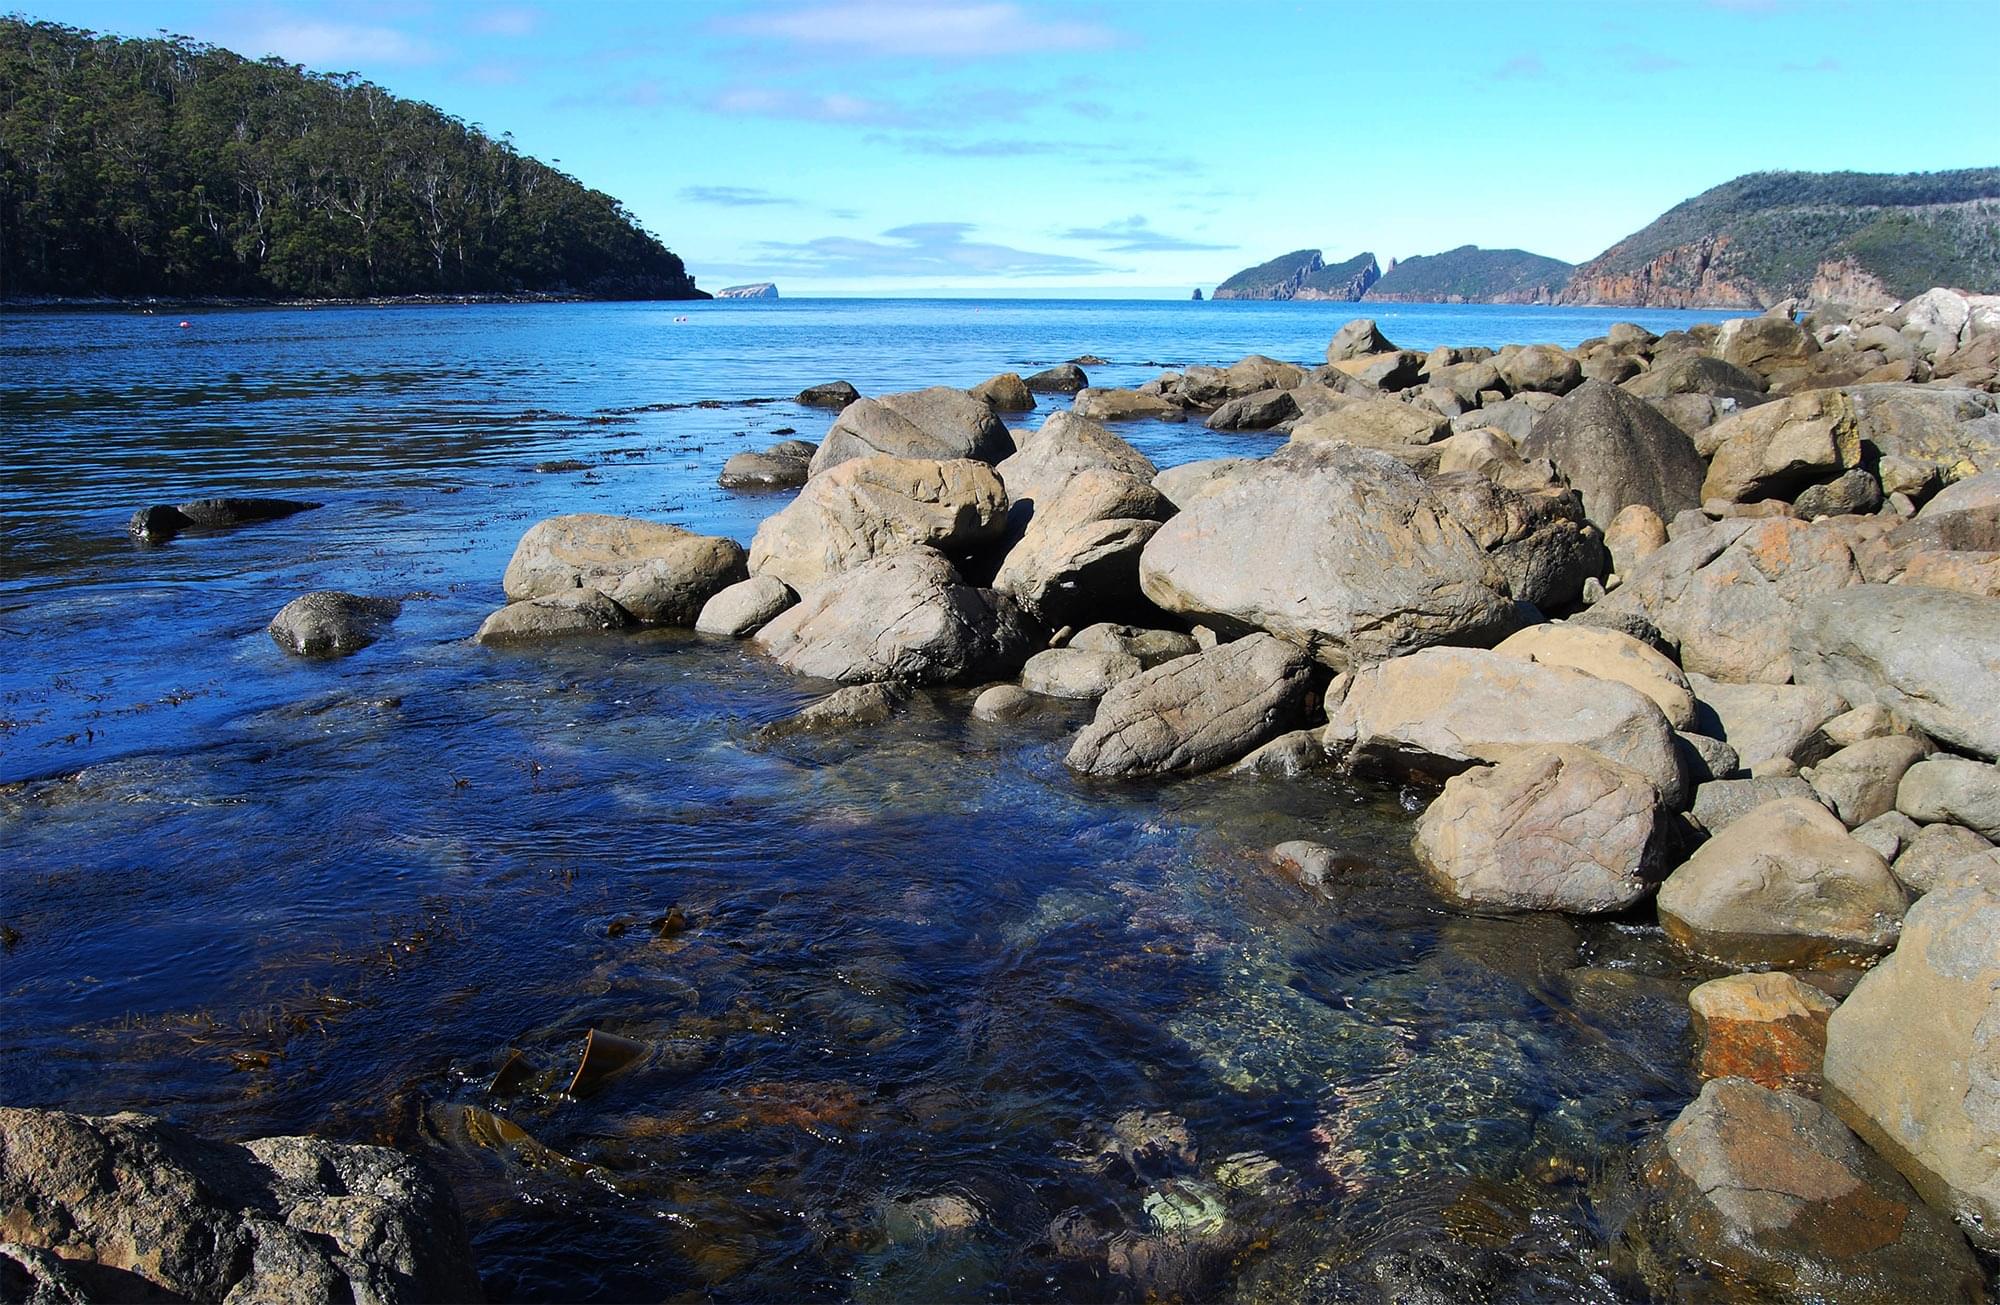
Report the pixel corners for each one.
[3,298,1732,1301]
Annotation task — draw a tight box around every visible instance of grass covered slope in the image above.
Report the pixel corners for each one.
[1557,168,2000,309]
[0,18,705,300]
[1365,246,1573,304]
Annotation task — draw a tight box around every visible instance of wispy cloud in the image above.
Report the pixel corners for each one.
[718,1,1122,60]
[750,222,1115,278]
[1493,53,1547,80]
[240,20,436,66]
[707,86,908,124]
[1060,215,1231,253]
[681,185,802,207]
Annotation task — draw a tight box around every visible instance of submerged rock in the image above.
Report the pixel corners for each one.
[475,588,634,643]
[797,380,860,409]
[720,439,816,489]
[0,1106,483,1304]
[129,496,321,541]
[268,591,401,658]
[757,683,906,739]
[1688,972,1835,1096]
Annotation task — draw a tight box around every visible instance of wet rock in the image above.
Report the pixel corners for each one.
[1023,363,1088,394]
[993,410,1156,509]
[970,372,1034,412]
[695,575,796,638]
[882,1193,981,1243]
[1897,756,2000,840]
[475,588,634,643]
[532,458,590,473]
[1413,745,1671,913]
[1066,632,1313,777]
[1229,729,1328,777]
[1791,584,2000,760]
[1518,381,1708,529]
[748,456,1007,593]
[128,496,321,541]
[1071,387,1181,422]
[1688,674,1847,771]
[1689,776,1821,834]
[1689,972,1835,1095]
[1823,872,2000,1250]
[991,468,1168,626]
[1139,442,1514,668]
[501,513,747,625]
[1067,623,1200,668]
[809,386,1012,475]
[753,548,1028,686]
[1019,647,1143,700]
[719,442,814,489]
[1633,1078,1982,1303]
[757,683,906,739]
[1495,622,1695,730]
[1325,647,1686,806]
[0,1106,482,1304]
[1657,798,1905,968]
[797,380,860,409]
[268,592,401,658]
[970,683,1035,722]
[1804,735,1930,828]
[1267,840,1350,893]
[1892,822,1996,895]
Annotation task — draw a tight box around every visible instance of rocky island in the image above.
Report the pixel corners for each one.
[1212,250,1381,300]
[717,282,780,299]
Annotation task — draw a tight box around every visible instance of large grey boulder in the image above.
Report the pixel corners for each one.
[474,588,634,643]
[0,1107,482,1304]
[1630,1078,1983,1304]
[1494,623,1695,730]
[1688,674,1848,772]
[1846,384,2000,479]
[1412,745,1670,913]
[1792,585,2000,760]
[1495,344,1582,396]
[994,411,1156,509]
[1072,388,1181,422]
[1020,647,1144,700]
[747,456,1007,594]
[1701,390,1861,504]
[753,548,1027,685]
[1518,380,1706,528]
[1804,734,1929,828]
[695,575,796,638]
[1689,776,1822,835]
[1823,873,2000,1250]
[1138,442,1514,668]
[1425,474,1600,612]
[1920,469,2000,518]
[1720,313,1820,379]
[1622,353,1767,404]
[1656,798,1905,968]
[1150,457,1254,510]
[1897,756,2000,840]
[1205,387,1297,431]
[500,514,747,625]
[1326,318,1397,362]
[1596,517,1863,684]
[1323,646,1686,805]
[1066,633,1313,777]
[991,469,1168,625]
[268,592,401,658]
[1893,823,1997,895]
[809,386,1013,474]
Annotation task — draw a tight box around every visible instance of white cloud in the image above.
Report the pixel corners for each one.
[751,222,1116,277]
[721,1,1120,59]
[242,20,437,66]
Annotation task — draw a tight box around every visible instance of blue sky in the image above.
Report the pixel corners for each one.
[21,0,2000,296]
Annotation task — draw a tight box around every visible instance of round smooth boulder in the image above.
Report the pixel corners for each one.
[268,592,401,658]
[748,455,1007,594]
[1896,756,2000,840]
[994,410,1157,510]
[809,386,1013,475]
[695,575,796,638]
[1494,621,1696,730]
[500,514,747,625]
[475,588,634,643]
[1020,647,1144,700]
[1518,380,1707,528]
[1791,585,2000,760]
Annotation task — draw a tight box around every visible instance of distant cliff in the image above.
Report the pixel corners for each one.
[1213,250,1379,301]
[717,283,779,299]
[0,17,706,300]
[1364,245,1572,304]
[1556,168,2000,310]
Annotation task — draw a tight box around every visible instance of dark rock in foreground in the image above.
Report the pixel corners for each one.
[129,496,321,541]
[0,1106,483,1304]
[268,591,401,657]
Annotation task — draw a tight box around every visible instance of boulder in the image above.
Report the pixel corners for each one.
[1900,550,2000,598]
[1852,810,1922,863]
[1494,623,1695,729]
[1656,798,1904,968]
[1426,359,1503,406]
[1847,384,2000,480]
[1024,363,1089,394]
[1897,757,2000,840]
[1067,623,1200,667]
[1633,1079,1983,1303]
[1720,314,1820,379]
[1150,457,1254,510]
[756,683,905,739]
[1431,427,1557,492]
[1072,388,1182,422]
[1792,470,1883,521]
[1597,518,1863,683]
[1688,972,1835,1096]
[1701,390,1862,504]
[501,514,747,625]
[1268,840,1352,893]
[1020,647,1144,700]
[1324,647,1686,805]
[1330,349,1424,391]
[695,575,796,638]
[1229,729,1329,777]
[720,442,815,489]
[1412,745,1671,913]
[1205,387,1297,431]
[1679,730,1742,785]
[128,496,321,542]
[809,386,1013,474]
[1425,476,1600,612]
[753,548,1029,686]
[1688,674,1847,772]
[1822,872,2000,1250]
[268,592,400,658]
[1287,399,1448,449]
[1604,503,1669,580]
[1689,776,1822,835]
[1921,469,2000,518]
[991,469,1168,625]
[1893,822,1996,895]
[1622,353,1767,404]
[970,372,1034,412]
[1495,345,1582,396]
[1325,318,1398,362]
[474,588,634,643]
[1454,392,1560,442]
[1066,633,1313,777]
[797,380,861,409]
[1804,735,1929,828]
[995,411,1157,509]
[1790,585,2000,759]
[1221,354,1306,394]
[0,1107,482,1305]
[1138,442,1515,668]
[1518,380,1707,528]
[971,683,1036,721]
[747,456,1007,594]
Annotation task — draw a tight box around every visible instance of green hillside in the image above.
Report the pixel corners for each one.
[1366,245,1572,302]
[1298,251,1381,298]
[1214,249,1323,298]
[0,17,705,300]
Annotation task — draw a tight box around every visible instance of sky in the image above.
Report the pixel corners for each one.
[18,0,2000,296]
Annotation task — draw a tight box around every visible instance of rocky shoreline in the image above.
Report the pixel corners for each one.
[9,286,1999,1301]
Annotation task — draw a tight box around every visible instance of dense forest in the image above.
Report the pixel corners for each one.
[0,18,705,300]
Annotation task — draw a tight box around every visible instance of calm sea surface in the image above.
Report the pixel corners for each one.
[4,298,1734,1301]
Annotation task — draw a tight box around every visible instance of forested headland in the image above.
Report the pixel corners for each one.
[0,18,706,301]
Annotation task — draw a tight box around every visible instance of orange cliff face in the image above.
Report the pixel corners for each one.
[1556,235,1766,310]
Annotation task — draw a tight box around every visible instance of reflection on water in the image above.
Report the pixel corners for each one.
[1,300,1733,1301]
